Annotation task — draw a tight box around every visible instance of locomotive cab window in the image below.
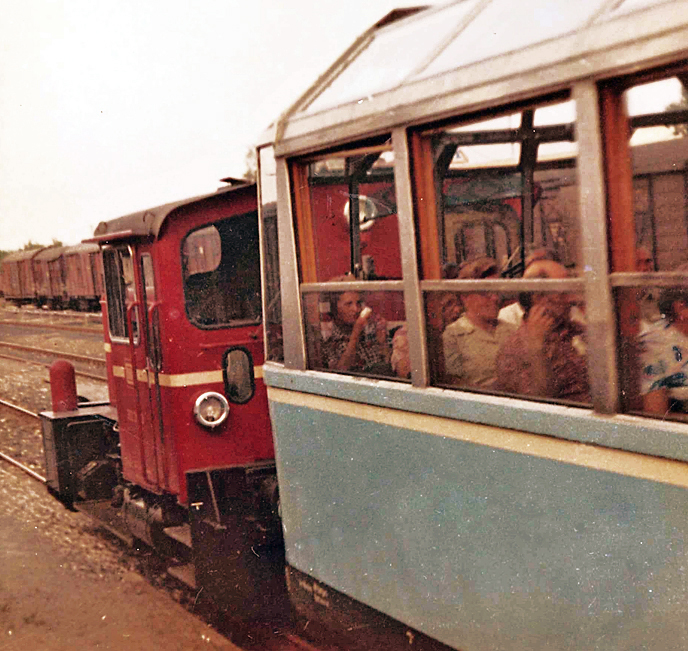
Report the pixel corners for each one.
[414,98,586,403]
[292,140,406,378]
[182,212,262,328]
[102,246,139,344]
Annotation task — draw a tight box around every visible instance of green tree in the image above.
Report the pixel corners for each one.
[23,240,44,251]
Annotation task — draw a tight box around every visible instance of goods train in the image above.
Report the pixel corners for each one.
[31,1,688,649]
[1,242,104,311]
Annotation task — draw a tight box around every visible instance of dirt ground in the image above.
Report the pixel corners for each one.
[0,305,238,649]
[0,464,236,651]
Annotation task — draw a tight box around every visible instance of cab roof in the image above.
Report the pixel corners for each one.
[90,182,254,244]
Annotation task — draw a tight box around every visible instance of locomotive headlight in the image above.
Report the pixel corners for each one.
[193,392,230,429]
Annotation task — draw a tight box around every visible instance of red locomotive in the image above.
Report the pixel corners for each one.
[40,179,284,615]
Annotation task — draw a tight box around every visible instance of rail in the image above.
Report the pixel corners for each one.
[0,398,46,483]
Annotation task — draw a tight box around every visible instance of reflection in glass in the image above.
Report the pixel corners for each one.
[424,99,579,277]
[302,290,405,379]
[182,214,261,328]
[304,145,401,282]
[224,348,254,403]
[627,79,688,272]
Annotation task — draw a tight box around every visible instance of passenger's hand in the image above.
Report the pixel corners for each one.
[353,306,372,337]
[375,318,388,346]
[526,305,554,353]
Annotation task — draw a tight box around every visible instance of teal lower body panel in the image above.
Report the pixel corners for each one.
[269,396,688,651]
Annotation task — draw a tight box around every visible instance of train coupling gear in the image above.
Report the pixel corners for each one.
[76,459,118,501]
[193,392,230,429]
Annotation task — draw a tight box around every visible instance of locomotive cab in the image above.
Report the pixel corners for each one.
[92,182,273,507]
[41,180,283,615]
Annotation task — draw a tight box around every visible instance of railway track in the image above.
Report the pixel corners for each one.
[0,311,336,651]
[0,318,101,335]
[0,349,107,383]
[0,398,46,483]
[0,339,105,367]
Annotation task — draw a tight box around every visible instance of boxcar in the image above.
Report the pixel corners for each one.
[33,245,67,309]
[63,242,103,311]
[1,248,42,306]
[257,2,688,650]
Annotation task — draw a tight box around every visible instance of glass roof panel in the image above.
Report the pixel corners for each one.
[600,0,672,20]
[413,0,608,81]
[304,0,481,114]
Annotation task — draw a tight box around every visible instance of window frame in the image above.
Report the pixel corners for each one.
[277,68,688,421]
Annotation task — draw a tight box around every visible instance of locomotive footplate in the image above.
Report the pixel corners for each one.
[186,463,287,620]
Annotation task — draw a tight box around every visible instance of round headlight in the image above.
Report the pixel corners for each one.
[193,392,230,429]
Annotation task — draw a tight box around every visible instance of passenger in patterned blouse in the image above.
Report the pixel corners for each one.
[640,286,688,414]
[442,257,517,388]
[495,260,590,403]
[322,282,392,375]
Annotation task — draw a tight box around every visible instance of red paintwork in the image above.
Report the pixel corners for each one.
[105,186,273,505]
[49,360,78,412]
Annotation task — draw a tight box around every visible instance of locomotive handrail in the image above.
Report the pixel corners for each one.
[126,301,156,487]
[147,300,169,491]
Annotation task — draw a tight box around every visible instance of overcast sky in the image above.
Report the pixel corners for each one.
[0,0,428,251]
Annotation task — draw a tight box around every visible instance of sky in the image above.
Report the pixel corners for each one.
[0,0,429,251]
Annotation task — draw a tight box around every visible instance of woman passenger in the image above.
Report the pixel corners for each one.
[322,285,392,375]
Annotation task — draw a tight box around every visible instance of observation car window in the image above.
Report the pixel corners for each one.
[292,140,406,379]
[304,2,478,114]
[259,146,283,362]
[182,212,262,328]
[614,73,688,420]
[414,99,587,404]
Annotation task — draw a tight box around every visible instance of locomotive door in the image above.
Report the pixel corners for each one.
[137,252,167,490]
[102,245,164,492]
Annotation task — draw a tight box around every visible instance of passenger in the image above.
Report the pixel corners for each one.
[322,283,392,375]
[391,292,461,379]
[499,247,559,327]
[442,257,516,388]
[639,286,688,414]
[495,259,589,402]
